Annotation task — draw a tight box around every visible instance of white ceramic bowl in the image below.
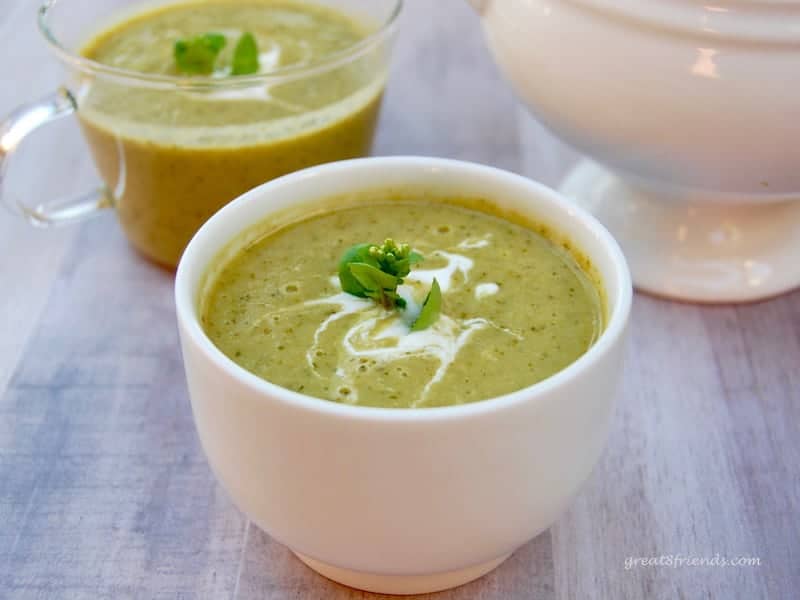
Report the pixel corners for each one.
[473,0,800,302]
[174,157,632,595]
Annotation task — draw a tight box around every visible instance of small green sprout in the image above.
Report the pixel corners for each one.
[338,239,441,330]
[411,278,442,332]
[232,32,260,75]
[174,33,227,75]
[174,31,260,76]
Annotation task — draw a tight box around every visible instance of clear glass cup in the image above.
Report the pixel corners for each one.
[0,0,401,267]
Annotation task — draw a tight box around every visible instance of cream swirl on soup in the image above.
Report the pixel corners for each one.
[201,199,603,408]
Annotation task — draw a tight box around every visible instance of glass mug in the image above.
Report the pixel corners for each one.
[0,0,401,267]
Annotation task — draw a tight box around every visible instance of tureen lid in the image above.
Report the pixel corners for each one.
[566,0,800,43]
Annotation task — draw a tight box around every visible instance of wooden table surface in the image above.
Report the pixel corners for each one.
[1,1,798,598]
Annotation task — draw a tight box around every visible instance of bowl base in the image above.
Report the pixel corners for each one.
[292,551,512,595]
[560,160,800,303]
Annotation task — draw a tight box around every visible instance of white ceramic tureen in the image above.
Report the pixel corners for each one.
[470,0,800,302]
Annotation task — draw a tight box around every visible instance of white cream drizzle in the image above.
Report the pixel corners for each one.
[341,312,518,407]
[256,239,522,406]
[404,250,473,291]
[258,42,285,71]
[475,282,500,299]
[304,291,375,372]
[457,234,492,250]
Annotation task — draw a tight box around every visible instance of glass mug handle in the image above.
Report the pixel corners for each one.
[0,87,112,225]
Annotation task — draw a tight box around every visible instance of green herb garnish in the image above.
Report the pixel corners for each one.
[338,239,440,330]
[174,33,227,75]
[411,278,442,332]
[232,32,260,75]
[174,31,260,76]
[338,243,378,298]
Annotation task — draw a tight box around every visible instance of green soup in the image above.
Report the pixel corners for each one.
[201,197,605,408]
[79,0,385,267]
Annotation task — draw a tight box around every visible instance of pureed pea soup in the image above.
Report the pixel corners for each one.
[200,194,605,408]
[79,0,385,267]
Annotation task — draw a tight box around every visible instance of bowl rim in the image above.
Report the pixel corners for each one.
[175,156,632,422]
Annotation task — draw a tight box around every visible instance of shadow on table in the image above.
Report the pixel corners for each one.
[237,527,554,599]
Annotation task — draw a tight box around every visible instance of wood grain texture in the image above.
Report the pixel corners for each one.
[0,0,84,396]
[1,0,797,599]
